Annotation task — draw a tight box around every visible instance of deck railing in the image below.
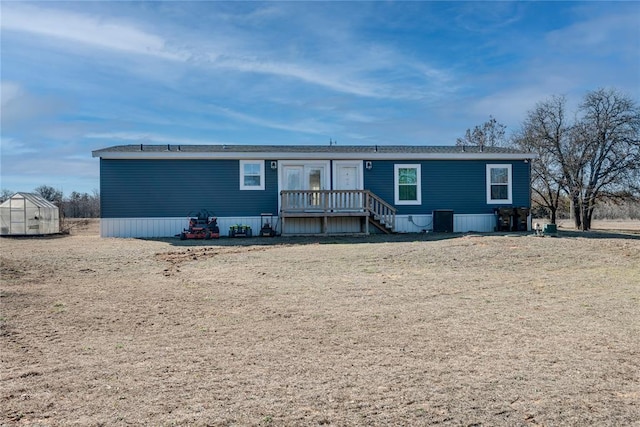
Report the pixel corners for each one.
[280,190,396,231]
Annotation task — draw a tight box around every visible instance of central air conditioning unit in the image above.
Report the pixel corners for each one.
[432,210,454,233]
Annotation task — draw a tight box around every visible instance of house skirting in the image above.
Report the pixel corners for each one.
[99,213,527,238]
[396,213,529,233]
[100,216,271,238]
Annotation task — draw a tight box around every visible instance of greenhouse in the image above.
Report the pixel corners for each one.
[0,192,60,236]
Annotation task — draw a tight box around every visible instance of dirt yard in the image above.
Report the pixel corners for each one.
[2,220,639,426]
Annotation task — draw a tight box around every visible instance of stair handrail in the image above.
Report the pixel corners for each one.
[365,191,396,231]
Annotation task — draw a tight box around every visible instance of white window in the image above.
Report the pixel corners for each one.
[486,164,512,204]
[240,160,265,190]
[394,164,421,205]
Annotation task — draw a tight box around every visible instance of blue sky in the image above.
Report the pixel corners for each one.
[1,1,639,195]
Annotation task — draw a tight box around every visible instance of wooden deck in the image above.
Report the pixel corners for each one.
[280,190,396,235]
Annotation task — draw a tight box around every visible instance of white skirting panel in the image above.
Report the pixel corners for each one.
[281,217,322,235]
[100,216,280,238]
[100,217,184,238]
[394,214,496,233]
[453,214,496,233]
[328,217,363,233]
[395,215,433,233]
[217,216,276,237]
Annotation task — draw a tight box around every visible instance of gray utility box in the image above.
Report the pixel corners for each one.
[433,210,454,233]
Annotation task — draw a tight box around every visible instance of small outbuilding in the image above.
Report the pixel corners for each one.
[0,192,60,236]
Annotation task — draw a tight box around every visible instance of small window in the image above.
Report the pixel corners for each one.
[394,164,421,205]
[240,160,265,190]
[486,164,512,204]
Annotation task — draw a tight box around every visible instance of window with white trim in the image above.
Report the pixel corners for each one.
[394,164,421,205]
[240,160,265,190]
[486,164,512,204]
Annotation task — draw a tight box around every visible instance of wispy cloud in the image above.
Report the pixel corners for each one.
[0,137,36,156]
[452,2,523,33]
[546,8,640,59]
[85,132,224,146]
[1,3,186,61]
[0,3,452,100]
[205,105,334,136]
[0,81,66,129]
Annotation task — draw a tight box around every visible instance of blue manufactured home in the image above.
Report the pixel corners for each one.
[92,144,533,237]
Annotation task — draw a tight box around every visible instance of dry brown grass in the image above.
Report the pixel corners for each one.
[1,220,639,426]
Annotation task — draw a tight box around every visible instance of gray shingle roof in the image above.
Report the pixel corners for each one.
[93,144,527,155]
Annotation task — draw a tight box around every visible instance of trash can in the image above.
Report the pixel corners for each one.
[543,223,557,235]
[495,208,512,231]
[516,207,530,231]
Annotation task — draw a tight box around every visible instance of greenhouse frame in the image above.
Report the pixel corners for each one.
[0,192,60,236]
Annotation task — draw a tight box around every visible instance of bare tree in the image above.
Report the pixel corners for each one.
[61,190,100,218]
[0,189,13,203]
[515,89,640,230]
[512,96,568,224]
[456,116,507,148]
[34,185,64,205]
[569,88,640,230]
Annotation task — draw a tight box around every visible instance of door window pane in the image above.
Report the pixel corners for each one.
[308,169,321,191]
[286,169,302,190]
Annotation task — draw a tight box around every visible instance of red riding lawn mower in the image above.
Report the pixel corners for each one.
[180,210,220,240]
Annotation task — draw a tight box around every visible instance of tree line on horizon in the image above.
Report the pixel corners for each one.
[457,87,640,230]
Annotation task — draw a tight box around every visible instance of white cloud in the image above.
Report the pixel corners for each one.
[85,132,222,145]
[0,81,65,129]
[1,3,186,61]
[1,3,453,101]
[205,105,334,136]
[0,137,36,156]
[546,9,639,58]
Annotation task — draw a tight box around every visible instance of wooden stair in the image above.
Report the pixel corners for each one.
[366,191,396,233]
[279,189,396,235]
[368,215,394,234]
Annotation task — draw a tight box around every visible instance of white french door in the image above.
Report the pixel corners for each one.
[333,161,364,210]
[279,161,330,210]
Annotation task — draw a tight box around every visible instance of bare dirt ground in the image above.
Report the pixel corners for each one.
[1,220,639,426]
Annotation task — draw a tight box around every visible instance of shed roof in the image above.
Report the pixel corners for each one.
[92,144,534,161]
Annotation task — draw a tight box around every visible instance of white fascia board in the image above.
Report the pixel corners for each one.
[94,151,537,161]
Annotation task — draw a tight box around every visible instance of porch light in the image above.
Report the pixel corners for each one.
[365,161,373,170]
[271,161,278,170]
